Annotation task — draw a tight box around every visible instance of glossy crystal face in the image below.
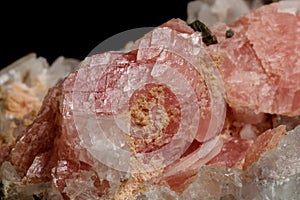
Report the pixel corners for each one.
[1,1,300,199]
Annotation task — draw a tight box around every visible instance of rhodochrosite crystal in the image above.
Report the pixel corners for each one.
[8,19,227,199]
[208,1,300,116]
[1,1,300,199]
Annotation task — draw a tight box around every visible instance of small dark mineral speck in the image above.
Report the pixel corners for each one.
[226,29,234,38]
[120,177,127,182]
[188,20,218,46]
[0,182,4,199]
[136,194,147,200]
[262,0,280,5]
[33,194,42,200]
[220,194,237,200]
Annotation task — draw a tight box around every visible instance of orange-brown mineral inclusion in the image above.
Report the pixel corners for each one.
[129,83,181,153]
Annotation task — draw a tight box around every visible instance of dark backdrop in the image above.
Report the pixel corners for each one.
[0,1,190,70]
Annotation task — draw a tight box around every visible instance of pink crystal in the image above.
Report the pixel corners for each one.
[4,1,300,199]
[208,1,300,116]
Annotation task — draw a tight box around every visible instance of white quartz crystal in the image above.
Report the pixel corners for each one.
[241,125,300,200]
[180,166,242,199]
[187,0,251,25]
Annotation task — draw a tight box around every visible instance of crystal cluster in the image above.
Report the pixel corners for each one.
[241,125,300,200]
[0,53,79,168]
[1,1,300,200]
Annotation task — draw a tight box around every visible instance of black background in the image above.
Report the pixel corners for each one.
[0,1,190,70]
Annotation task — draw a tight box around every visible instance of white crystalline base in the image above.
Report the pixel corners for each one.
[180,125,300,200]
[187,0,251,25]
[0,53,79,145]
[0,162,63,200]
[241,126,300,200]
[3,125,292,199]
[186,0,298,25]
[130,125,300,200]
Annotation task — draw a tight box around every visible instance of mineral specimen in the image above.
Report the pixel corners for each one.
[1,1,300,200]
[241,125,300,200]
[0,53,79,167]
[187,0,251,25]
[208,0,300,116]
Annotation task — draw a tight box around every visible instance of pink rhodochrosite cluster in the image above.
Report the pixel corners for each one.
[9,18,227,199]
[1,1,300,199]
